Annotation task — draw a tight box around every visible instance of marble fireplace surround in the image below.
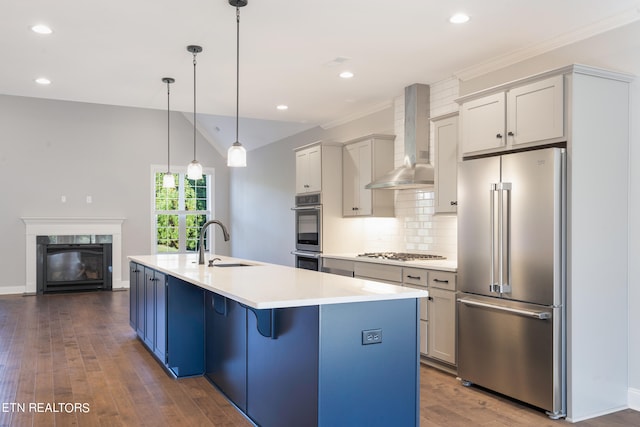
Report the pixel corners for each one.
[21,217,125,294]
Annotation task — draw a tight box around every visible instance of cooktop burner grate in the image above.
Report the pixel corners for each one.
[357,252,446,261]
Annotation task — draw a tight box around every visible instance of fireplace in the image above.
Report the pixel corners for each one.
[22,217,124,295]
[37,235,113,293]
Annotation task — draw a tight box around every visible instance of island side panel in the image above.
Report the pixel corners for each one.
[318,298,420,427]
[246,306,320,427]
[204,291,248,412]
[167,276,205,377]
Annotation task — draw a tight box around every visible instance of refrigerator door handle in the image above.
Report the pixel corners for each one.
[490,183,512,294]
[458,298,552,320]
[490,184,498,293]
[498,182,512,294]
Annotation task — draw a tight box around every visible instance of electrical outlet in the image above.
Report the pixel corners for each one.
[362,329,382,345]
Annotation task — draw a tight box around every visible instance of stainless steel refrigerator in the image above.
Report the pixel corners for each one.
[457,147,566,419]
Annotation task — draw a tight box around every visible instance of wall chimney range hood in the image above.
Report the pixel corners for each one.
[365,83,434,190]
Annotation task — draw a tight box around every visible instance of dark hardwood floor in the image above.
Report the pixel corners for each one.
[0,290,638,426]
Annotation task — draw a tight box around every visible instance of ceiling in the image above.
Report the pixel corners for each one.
[2,0,640,152]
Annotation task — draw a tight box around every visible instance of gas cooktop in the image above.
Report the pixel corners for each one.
[357,252,446,262]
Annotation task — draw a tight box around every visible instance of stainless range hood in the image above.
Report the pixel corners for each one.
[365,83,433,190]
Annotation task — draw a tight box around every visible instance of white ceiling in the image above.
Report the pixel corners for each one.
[2,0,640,152]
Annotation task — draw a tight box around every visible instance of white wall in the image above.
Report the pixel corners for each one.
[0,94,230,292]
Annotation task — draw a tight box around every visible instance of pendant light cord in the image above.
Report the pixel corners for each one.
[235,6,240,144]
[193,50,197,160]
[167,80,171,171]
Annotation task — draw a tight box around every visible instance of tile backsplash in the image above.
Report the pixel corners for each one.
[363,77,459,260]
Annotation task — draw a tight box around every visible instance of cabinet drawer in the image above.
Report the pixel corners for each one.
[403,268,428,287]
[428,271,456,291]
[322,257,354,273]
[354,262,402,284]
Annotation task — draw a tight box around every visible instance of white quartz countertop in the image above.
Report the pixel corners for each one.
[128,254,428,309]
[321,253,458,272]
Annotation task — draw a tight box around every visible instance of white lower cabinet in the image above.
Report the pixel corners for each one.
[427,270,457,365]
[427,287,456,365]
[419,319,428,355]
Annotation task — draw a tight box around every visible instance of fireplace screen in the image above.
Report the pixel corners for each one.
[37,235,112,293]
[47,245,104,282]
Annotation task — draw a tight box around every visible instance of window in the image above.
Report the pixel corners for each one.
[153,170,212,254]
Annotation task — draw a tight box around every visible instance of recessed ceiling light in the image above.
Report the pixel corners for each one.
[276,105,288,111]
[35,77,51,85]
[449,13,470,24]
[31,24,53,35]
[339,71,354,79]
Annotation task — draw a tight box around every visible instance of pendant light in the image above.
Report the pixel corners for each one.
[187,45,204,180]
[227,0,247,167]
[162,77,176,188]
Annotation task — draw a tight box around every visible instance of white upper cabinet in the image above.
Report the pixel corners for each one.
[295,144,322,194]
[433,113,458,214]
[460,74,564,156]
[342,135,395,217]
[507,74,564,147]
[460,92,506,155]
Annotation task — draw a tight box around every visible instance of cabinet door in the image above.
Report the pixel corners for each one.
[434,115,458,213]
[307,147,322,193]
[129,262,141,329]
[507,74,564,147]
[343,141,372,216]
[419,319,428,355]
[295,150,308,194]
[342,143,360,216]
[153,271,167,363]
[461,92,506,156]
[428,288,456,364]
[143,268,155,348]
[295,145,321,193]
[136,266,146,339]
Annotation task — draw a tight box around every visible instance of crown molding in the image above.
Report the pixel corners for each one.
[454,7,640,82]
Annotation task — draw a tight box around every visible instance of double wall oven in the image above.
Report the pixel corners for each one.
[291,193,322,271]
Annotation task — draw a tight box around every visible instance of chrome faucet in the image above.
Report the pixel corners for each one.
[198,220,230,265]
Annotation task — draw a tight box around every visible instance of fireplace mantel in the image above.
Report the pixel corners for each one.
[22,217,125,294]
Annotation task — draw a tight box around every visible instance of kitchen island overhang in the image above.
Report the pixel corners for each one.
[128,254,427,427]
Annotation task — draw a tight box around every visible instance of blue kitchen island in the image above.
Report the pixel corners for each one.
[128,254,427,427]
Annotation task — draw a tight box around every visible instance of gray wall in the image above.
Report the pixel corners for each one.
[0,94,230,290]
[229,107,394,266]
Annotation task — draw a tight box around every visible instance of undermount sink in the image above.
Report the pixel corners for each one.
[212,263,254,268]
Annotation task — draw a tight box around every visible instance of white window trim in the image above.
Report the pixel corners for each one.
[150,164,215,255]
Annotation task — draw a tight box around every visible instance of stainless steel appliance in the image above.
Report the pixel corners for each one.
[357,252,446,262]
[457,147,566,419]
[292,193,322,270]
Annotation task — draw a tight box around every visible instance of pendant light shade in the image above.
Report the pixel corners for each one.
[227,142,247,167]
[187,45,203,180]
[227,0,247,167]
[162,77,176,189]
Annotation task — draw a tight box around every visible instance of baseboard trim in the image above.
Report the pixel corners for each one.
[0,286,27,296]
[629,387,640,411]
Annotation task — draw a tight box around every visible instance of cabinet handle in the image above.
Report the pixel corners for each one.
[508,131,514,136]
[496,133,503,139]
[407,275,422,280]
[450,201,457,206]
[428,296,434,301]
[433,278,449,283]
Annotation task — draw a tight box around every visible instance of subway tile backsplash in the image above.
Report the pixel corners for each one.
[363,77,459,260]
